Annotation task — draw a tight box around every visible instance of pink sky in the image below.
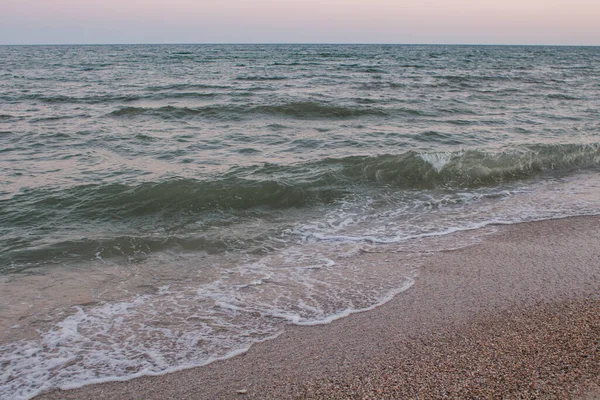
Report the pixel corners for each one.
[1,0,599,44]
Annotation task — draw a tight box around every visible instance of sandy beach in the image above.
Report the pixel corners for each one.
[36,215,600,399]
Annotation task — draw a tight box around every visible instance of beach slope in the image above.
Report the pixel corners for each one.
[37,216,600,399]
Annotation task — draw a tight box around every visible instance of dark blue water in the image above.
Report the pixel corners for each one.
[1,44,600,399]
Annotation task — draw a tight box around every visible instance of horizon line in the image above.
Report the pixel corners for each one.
[1,42,599,47]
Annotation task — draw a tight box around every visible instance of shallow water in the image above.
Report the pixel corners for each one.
[1,44,600,399]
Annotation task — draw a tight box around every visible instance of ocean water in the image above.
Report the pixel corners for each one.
[1,44,600,399]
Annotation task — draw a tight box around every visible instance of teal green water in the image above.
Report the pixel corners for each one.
[2,45,600,270]
[1,45,600,399]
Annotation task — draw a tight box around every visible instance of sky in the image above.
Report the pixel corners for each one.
[1,0,599,45]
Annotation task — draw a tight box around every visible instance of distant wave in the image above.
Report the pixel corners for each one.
[107,102,389,120]
[3,91,222,104]
[235,75,288,81]
[547,93,581,100]
[145,83,231,91]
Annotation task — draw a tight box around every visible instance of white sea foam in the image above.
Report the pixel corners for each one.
[419,151,460,172]
[0,237,418,400]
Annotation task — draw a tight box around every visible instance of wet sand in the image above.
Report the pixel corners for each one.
[37,215,600,399]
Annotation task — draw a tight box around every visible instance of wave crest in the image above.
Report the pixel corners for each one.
[2,143,598,222]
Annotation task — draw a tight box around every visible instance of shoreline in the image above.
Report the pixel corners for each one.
[36,215,600,399]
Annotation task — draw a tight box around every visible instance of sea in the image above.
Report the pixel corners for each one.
[1,44,599,399]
